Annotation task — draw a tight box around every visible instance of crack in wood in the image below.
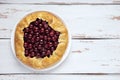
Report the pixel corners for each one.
[0,13,7,18]
[80,41,94,43]
[0,28,7,30]
[111,16,120,20]
[72,48,89,53]
[0,8,31,19]
[72,50,82,53]
[72,34,91,39]
[101,64,109,66]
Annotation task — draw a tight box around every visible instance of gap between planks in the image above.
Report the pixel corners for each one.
[1,73,120,75]
[0,2,120,5]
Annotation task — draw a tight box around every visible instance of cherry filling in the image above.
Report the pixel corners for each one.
[23,18,60,58]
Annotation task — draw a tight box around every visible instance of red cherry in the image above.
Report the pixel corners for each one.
[23,18,60,58]
[50,31,54,37]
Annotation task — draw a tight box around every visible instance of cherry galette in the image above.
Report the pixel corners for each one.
[15,11,68,69]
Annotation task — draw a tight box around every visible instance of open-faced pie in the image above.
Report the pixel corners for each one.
[14,11,68,69]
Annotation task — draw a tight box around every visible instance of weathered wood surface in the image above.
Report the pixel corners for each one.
[1,39,120,73]
[0,5,120,38]
[0,1,120,79]
[0,0,120,4]
[0,75,120,80]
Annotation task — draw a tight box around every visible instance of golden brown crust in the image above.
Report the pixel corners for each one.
[14,11,68,69]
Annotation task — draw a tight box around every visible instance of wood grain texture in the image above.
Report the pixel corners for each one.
[0,1,120,78]
[0,5,120,38]
[1,39,120,73]
[0,0,120,4]
[0,75,120,80]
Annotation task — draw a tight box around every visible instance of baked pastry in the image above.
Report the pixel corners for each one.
[14,11,68,69]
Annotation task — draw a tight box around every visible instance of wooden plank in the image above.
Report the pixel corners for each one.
[0,75,120,80]
[1,39,120,73]
[0,0,120,4]
[0,5,120,38]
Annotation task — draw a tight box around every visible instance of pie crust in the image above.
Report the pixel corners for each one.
[14,11,68,69]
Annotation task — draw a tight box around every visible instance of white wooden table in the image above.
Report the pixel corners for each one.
[1,0,120,79]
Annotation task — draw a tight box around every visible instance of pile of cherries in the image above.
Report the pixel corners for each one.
[23,18,60,58]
